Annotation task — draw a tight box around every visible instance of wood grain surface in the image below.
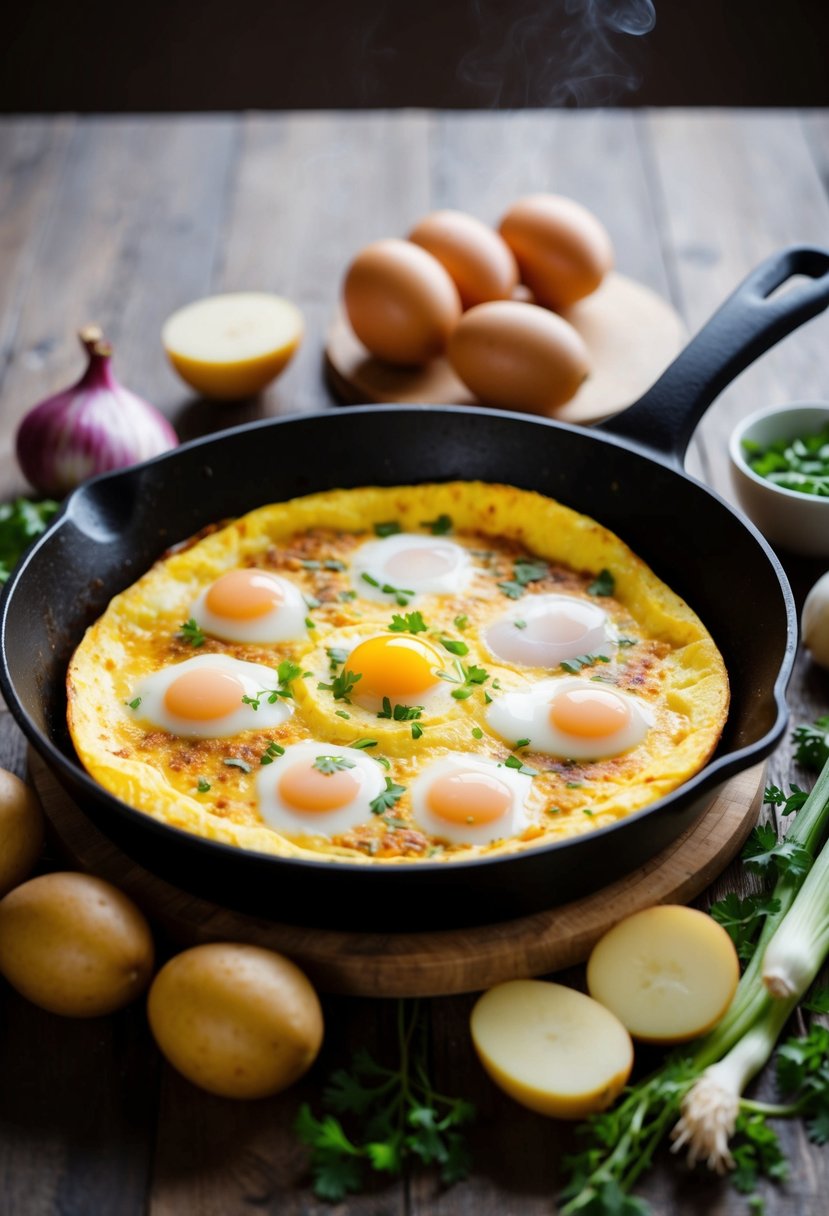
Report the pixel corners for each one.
[0,109,828,1216]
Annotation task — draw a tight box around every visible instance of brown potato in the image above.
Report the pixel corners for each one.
[0,872,154,1016]
[0,769,45,897]
[147,942,324,1099]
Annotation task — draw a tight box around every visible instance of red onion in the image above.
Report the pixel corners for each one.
[16,326,179,497]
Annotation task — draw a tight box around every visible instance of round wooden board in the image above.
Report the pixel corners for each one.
[325,272,686,425]
[30,754,763,998]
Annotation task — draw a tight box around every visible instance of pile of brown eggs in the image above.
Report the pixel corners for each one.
[342,196,614,414]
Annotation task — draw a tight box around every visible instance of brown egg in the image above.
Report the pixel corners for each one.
[499,195,614,310]
[408,210,519,309]
[447,300,591,414]
[343,238,462,365]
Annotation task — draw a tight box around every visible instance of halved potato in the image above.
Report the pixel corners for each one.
[470,979,633,1119]
[586,904,739,1044]
[162,292,303,398]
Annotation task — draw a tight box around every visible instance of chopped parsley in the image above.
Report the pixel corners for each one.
[437,659,490,700]
[587,568,615,597]
[313,755,356,775]
[497,557,549,599]
[377,699,423,722]
[196,777,211,793]
[370,777,407,816]
[514,737,530,749]
[419,513,453,535]
[373,520,401,538]
[177,618,206,647]
[361,571,415,607]
[326,646,350,670]
[388,610,428,634]
[305,616,316,630]
[317,668,362,703]
[242,659,305,709]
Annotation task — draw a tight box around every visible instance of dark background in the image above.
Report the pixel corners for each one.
[2,0,828,113]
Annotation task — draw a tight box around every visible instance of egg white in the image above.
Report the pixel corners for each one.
[189,570,308,643]
[486,677,652,760]
[255,740,387,838]
[410,753,532,845]
[350,533,472,603]
[128,653,293,738]
[484,593,613,669]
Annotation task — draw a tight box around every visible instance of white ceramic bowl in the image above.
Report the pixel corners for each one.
[729,402,829,557]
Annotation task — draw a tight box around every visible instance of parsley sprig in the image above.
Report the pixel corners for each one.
[361,571,415,606]
[242,660,305,709]
[370,776,406,816]
[497,557,549,600]
[437,659,490,700]
[388,610,428,634]
[318,668,362,703]
[313,755,356,775]
[295,1000,474,1201]
[177,618,206,647]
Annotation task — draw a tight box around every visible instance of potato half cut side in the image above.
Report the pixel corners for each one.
[470,979,633,1119]
[586,904,740,1044]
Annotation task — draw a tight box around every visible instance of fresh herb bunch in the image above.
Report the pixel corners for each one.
[296,999,474,1201]
[560,718,829,1214]
[0,497,59,582]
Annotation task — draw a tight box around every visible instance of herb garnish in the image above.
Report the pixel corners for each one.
[587,568,615,597]
[313,755,356,775]
[260,741,285,766]
[504,754,538,776]
[497,557,549,600]
[440,636,469,656]
[361,572,415,606]
[437,659,490,700]
[370,777,406,816]
[454,614,469,631]
[349,738,377,749]
[419,513,453,535]
[224,757,252,773]
[377,698,423,722]
[177,618,206,647]
[242,659,305,709]
[326,646,350,670]
[0,497,59,583]
[411,723,423,740]
[560,652,611,674]
[318,668,362,703]
[388,610,428,634]
[374,520,401,538]
[792,717,829,770]
[294,999,474,1201]
[196,777,211,793]
[125,696,142,710]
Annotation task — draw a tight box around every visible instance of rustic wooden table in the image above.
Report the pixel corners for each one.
[0,109,828,1216]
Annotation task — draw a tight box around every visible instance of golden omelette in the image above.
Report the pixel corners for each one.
[67,483,729,864]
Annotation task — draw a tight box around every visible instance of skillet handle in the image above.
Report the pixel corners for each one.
[596,245,829,467]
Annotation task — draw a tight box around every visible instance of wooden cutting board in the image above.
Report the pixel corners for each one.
[31,755,762,998]
[325,272,686,425]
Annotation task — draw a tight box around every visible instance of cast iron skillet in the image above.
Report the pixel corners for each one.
[3,246,829,931]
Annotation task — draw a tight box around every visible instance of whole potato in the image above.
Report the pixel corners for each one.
[147,942,324,1100]
[0,769,45,897]
[0,872,154,1016]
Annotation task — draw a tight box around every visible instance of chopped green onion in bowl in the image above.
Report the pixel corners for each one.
[742,424,829,497]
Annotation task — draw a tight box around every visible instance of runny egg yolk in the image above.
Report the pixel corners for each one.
[347,634,442,703]
[163,667,246,721]
[549,687,631,739]
[426,771,513,827]
[384,545,456,582]
[204,569,284,621]
[278,762,365,813]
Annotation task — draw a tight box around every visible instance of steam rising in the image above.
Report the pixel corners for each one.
[459,0,657,106]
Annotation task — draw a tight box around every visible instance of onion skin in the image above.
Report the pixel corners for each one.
[16,327,178,497]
